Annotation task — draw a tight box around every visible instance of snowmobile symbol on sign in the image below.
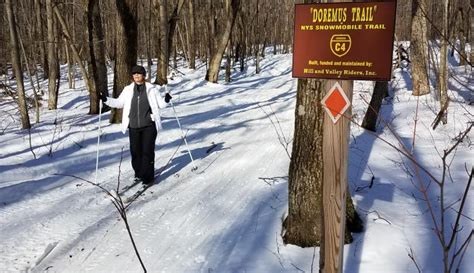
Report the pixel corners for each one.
[330,34,351,57]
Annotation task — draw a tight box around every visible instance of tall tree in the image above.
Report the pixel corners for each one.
[156,0,169,85]
[34,0,49,79]
[394,0,412,40]
[254,0,261,74]
[54,4,97,113]
[186,0,196,69]
[6,0,31,129]
[205,0,240,83]
[111,0,138,123]
[46,0,60,110]
[438,0,449,124]
[410,0,430,96]
[155,0,185,85]
[470,4,474,65]
[86,0,108,114]
[362,82,389,132]
[284,78,326,247]
[166,0,185,67]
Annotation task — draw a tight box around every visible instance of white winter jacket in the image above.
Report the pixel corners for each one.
[104,82,169,134]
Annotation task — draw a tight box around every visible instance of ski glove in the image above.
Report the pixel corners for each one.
[165,93,172,103]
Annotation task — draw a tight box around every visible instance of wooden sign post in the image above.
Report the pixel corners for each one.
[292,1,396,272]
[322,80,352,273]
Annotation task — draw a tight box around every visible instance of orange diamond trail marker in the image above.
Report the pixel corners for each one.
[321,82,351,124]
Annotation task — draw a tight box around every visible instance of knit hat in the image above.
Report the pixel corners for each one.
[131,65,146,76]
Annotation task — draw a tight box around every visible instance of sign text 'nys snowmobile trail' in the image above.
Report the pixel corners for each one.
[292,1,396,81]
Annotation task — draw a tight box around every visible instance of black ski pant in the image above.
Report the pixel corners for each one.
[129,125,157,183]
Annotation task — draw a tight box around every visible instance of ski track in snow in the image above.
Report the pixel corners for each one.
[0,178,118,271]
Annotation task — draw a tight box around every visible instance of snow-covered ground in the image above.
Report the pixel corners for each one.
[0,52,472,273]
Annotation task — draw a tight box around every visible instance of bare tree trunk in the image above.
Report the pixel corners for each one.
[46,0,60,110]
[18,28,41,124]
[156,0,169,85]
[65,38,75,89]
[173,40,178,69]
[155,0,185,85]
[284,78,325,247]
[54,7,94,100]
[177,24,188,62]
[471,5,474,66]
[237,6,247,72]
[6,0,31,129]
[0,3,6,76]
[458,7,467,66]
[439,0,449,125]
[146,0,153,80]
[362,82,388,132]
[69,4,76,90]
[34,0,49,79]
[186,0,196,69]
[410,0,430,96]
[112,0,138,123]
[152,0,161,77]
[225,40,231,82]
[87,0,108,114]
[255,0,260,74]
[207,0,216,60]
[166,0,185,63]
[205,0,240,83]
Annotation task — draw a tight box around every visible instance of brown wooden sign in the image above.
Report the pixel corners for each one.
[292,1,396,81]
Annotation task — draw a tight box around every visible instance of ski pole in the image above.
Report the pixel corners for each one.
[95,100,103,184]
[169,97,197,171]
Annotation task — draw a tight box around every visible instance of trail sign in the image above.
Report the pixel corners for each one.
[292,1,396,81]
[321,82,351,123]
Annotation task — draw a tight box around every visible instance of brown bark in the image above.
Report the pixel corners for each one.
[0,3,6,76]
[186,0,196,69]
[156,0,169,85]
[410,0,430,96]
[146,0,153,80]
[225,40,231,82]
[237,3,247,72]
[439,0,449,125]
[395,0,412,40]
[46,0,60,110]
[156,0,185,85]
[87,0,108,114]
[64,38,74,89]
[284,78,326,247]
[457,7,467,66]
[6,0,31,129]
[18,27,41,124]
[471,5,474,65]
[205,0,240,83]
[255,0,260,74]
[166,0,185,64]
[207,0,216,59]
[34,0,49,79]
[362,82,389,132]
[54,6,95,106]
[111,0,138,123]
